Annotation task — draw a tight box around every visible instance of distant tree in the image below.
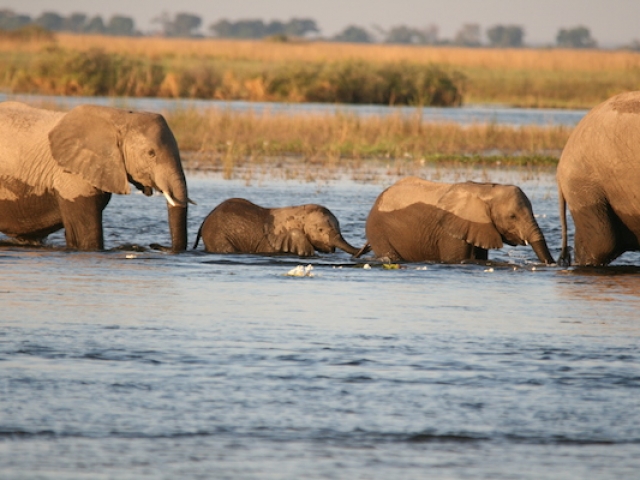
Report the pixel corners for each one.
[106,15,135,36]
[172,13,202,37]
[84,16,106,34]
[385,25,428,44]
[421,25,439,44]
[264,20,285,36]
[209,17,319,39]
[486,25,524,47]
[383,25,439,45]
[626,39,640,51]
[556,26,597,48]
[237,19,266,38]
[454,23,481,47]
[64,13,87,33]
[284,18,319,37]
[35,11,64,31]
[209,19,233,37]
[332,25,373,43]
[209,18,265,38]
[0,9,32,30]
[154,12,201,37]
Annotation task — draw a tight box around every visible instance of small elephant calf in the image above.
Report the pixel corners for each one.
[193,198,366,257]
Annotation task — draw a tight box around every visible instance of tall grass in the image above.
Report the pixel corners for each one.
[1,46,463,106]
[46,34,640,72]
[1,33,638,107]
[167,108,570,172]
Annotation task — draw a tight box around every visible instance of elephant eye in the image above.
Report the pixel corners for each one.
[148,149,156,157]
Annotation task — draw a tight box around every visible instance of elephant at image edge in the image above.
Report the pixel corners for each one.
[357,176,554,263]
[193,198,366,257]
[558,91,640,266]
[0,102,189,251]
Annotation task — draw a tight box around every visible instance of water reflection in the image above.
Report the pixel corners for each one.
[556,266,640,303]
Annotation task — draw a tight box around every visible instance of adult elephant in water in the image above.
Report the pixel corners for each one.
[193,198,366,257]
[557,91,640,266]
[357,176,554,264]
[0,102,189,251]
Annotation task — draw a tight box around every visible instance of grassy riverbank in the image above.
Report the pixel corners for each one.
[168,108,570,177]
[0,32,623,173]
[2,33,639,108]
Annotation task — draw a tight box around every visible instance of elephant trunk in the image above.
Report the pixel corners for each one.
[526,225,554,264]
[530,239,554,265]
[333,234,365,257]
[168,204,188,252]
[155,161,189,253]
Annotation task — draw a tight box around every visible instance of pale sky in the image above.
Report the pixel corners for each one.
[3,0,638,46]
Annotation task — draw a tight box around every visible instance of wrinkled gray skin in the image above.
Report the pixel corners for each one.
[193,198,365,257]
[358,176,554,264]
[558,91,640,266]
[0,102,189,251]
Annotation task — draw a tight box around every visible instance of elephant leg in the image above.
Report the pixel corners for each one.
[571,205,621,266]
[204,236,240,253]
[470,246,488,261]
[57,193,112,250]
[438,237,483,263]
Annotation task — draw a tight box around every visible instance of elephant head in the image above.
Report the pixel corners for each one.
[300,206,362,256]
[48,105,189,251]
[437,182,554,264]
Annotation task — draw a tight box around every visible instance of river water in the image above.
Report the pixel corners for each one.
[1,163,639,479]
[0,93,587,126]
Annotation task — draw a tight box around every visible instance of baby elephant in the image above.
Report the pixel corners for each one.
[358,176,554,264]
[193,198,366,257]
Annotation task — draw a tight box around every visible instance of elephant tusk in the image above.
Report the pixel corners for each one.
[188,198,198,206]
[163,191,178,207]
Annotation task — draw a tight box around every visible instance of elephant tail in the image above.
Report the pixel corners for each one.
[558,183,571,266]
[192,224,203,250]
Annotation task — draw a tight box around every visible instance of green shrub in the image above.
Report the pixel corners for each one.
[0,25,55,42]
[264,61,464,106]
[11,47,165,96]
[5,47,464,106]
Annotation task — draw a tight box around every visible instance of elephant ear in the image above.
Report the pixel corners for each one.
[436,187,503,249]
[267,228,315,256]
[48,106,130,194]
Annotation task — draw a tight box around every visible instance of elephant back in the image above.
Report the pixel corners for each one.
[375,177,448,213]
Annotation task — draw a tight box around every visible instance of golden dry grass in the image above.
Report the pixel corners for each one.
[3,33,638,108]
[168,108,570,171]
[40,34,640,72]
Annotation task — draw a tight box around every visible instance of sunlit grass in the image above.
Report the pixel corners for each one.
[43,34,640,72]
[168,108,570,178]
[1,46,462,106]
[0,33,638,108]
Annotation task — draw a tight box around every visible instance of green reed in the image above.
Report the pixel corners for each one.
[1,47,464,106]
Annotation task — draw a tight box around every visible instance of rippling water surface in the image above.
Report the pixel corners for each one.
[0,93,587,126]
[1,166,639,479]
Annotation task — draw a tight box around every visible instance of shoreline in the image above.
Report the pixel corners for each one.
[181,152,558,185]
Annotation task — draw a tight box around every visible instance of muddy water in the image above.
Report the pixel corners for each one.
[1,166,639,479]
